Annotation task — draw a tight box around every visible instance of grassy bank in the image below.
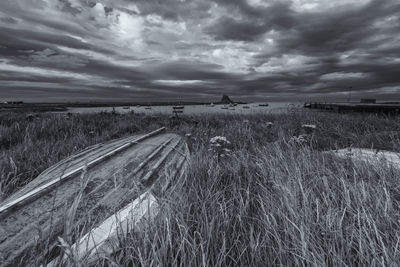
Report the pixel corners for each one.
[1,110,400,265]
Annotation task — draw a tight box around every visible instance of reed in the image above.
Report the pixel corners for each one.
[1,110,400,265]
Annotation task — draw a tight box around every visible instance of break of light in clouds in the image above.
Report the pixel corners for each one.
[0,0,399,102]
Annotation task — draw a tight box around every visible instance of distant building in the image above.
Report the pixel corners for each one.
[360,99,376,103]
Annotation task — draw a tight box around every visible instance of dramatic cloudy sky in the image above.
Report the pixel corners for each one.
[0,0,399,102]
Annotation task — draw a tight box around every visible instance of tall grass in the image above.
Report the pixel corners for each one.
[1,110,400,265]
[108,112,400,266]
[115,143,400,266]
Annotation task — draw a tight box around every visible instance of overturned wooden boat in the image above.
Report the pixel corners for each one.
[0,128,190,266]
[328,148,400,170]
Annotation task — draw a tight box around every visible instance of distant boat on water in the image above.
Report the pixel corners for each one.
[210,103,214,107]
[172,106,184,114]
[221,106,228,110]
[243,106,250,109]
[258,103,269,107]
[123,106,130,109]
[145,107,152,110]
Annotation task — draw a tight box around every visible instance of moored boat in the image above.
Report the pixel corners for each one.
[172,106,184,109]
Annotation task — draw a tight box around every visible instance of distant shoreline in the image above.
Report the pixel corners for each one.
[0,101,250,111]
[0,101,253,113]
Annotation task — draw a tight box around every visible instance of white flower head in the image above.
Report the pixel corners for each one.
[209,135,232,159]
[210,136,229,143]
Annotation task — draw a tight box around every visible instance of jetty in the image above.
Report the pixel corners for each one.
[304,101,400,114]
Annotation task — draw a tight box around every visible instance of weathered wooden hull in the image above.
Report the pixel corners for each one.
[0,130,189,266]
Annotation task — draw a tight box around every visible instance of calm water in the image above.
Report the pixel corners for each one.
[66,102,304,115]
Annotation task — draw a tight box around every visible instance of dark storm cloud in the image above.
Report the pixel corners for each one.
[205,1,296,41]
[0,0,399,102]
[144,60,228,80]
[0,26,97,56]
[131,0,212,21]
[242,0,400,99]
[0,16,18,24]
[205,17,267,41]
[272,0,400,57]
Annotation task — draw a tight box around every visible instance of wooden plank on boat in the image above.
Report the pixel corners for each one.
[48,142,190,266]
[47,191,159,266]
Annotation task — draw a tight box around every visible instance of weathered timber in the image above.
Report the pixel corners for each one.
[304,102,400,114]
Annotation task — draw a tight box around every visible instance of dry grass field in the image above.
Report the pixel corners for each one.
[1,110,400,266]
